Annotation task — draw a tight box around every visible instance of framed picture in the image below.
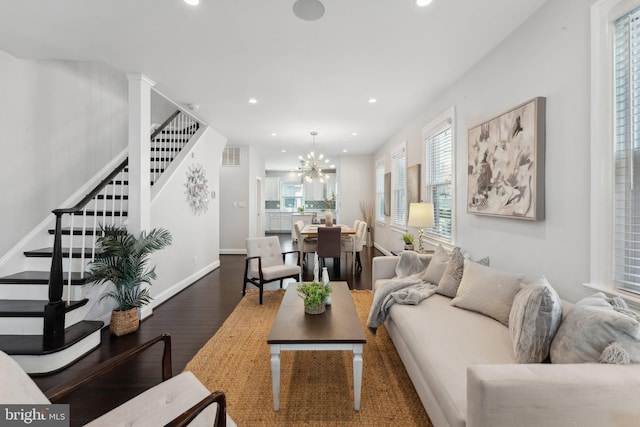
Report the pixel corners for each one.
[407,164,421,205]
[467,97,545,220]
[384,172,391,216]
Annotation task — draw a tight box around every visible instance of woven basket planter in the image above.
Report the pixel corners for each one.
[110,308,139,336]
[305,302,326,315]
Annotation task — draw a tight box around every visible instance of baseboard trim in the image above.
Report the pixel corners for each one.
[152,260,221,308]
[220,249,246,255]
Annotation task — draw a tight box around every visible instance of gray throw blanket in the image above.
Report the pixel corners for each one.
[367,251,437,335]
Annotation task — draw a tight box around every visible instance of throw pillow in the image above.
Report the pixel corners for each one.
[550,292,640,364]
[436,248,490,298]
[508,276,563,363]
[394,250,431,279]
[421,245,450,284]
[451,260,524,326]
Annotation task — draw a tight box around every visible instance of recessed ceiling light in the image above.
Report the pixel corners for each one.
[343,149,349,153]
[184,0,200,6]
[248,98,258,104]
[351,132,358,136]
[416,0,433,6]
[281,149,287,153]
[271,133,277,136]
[368,98,377,104]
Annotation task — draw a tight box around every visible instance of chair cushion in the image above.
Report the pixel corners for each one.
[249,264,300,281]
[85,371,213,426]
[0,351,50,404]
[246,236,284,269]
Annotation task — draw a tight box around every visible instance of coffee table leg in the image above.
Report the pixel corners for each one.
[353,344,363,411]
[270,344,281,411]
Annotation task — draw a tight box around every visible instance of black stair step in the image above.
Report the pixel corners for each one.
[151,147,182,152]
[0,320,103,356]
[0,271,85,285]
[24,247,102,258]
[96,194,128,200]
[48,227,103,236]
[0,299,88,317]
[109,180,128,185]
[150,168,165,173]
[72,211,127,217]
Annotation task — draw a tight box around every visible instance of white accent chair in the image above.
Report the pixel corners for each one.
[342,221,367,270]
[0,334,235,426]
[243,236,301,304]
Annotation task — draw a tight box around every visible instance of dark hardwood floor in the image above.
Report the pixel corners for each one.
[32,233,382,426]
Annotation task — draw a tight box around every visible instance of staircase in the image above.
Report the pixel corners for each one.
[0,110,200,374]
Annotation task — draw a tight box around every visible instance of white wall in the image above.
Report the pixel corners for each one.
[338,155,375,227]
[374,0,594,302]
[0,50,128,257]
[220,146,251,253]
[150,127,226,306]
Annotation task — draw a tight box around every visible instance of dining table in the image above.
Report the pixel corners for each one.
[300,224,357,274]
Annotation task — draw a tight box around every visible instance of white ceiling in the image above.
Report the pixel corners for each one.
[0,0,548,170]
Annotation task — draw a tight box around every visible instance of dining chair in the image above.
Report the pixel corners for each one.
[317,226,342,270]
[243,236,301,304]
[294,220,317,264]
[343,221,367,269]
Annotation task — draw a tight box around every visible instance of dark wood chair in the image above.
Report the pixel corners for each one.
[317,226,342,271]
[243,236,301,304]
[1,334,231,426]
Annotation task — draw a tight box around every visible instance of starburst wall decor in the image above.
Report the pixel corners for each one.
[185,163,209,215]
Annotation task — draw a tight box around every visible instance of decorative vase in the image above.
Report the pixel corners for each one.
[404,244,414,251]
[325,211,333,226]
[110,307,139,336]
[305,302,326,315]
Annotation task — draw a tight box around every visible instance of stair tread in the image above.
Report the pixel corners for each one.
[0,299,88,317]
[0,320,103,355]
[73,211,127,216]
[48,227,103,236]
[0,271,85,285]
[24,248,102,258]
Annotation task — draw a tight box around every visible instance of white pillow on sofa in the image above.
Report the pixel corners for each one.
[509,276,563,363]
[451,260,524,326]
[421,245,450,284]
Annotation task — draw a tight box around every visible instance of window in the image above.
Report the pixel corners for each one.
[423,108,455,244]
[613,6,640,294]
[591,0,640,298]
[392,145,407,227]
[282,183,303,210]
[375,160,385,222]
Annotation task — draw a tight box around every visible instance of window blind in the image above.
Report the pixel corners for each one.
[376,162,385,221]
[425,124,453,241]
[614,7,640,294]
[392,148,406,227]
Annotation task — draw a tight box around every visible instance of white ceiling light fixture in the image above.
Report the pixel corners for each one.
[368,98,377,103]
[298,131,329,183]
[293,0,325,21]
[184,0,200,6]
[248,98,258,104]
[416,0,433,6]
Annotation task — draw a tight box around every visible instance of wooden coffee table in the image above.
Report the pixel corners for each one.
[267,281,367,411]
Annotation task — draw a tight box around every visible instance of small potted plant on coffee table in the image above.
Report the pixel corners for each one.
[402,233,414,251]
[297,281,332,314]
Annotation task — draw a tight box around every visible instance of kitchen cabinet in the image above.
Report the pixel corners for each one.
[265,177,280,200]
[266,212,292,232]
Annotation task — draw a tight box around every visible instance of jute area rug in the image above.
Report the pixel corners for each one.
[185,289,432,426]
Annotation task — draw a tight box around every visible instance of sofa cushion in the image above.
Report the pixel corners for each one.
[387,294,516,427]
[436,249,489,298]
[421,245,450,284]
[508,276,563,363]
[550,292,640,364]
[451,261,523,326]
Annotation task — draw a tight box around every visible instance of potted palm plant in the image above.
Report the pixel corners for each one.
[84,224,172,336]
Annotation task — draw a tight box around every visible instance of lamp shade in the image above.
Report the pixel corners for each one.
[407,203,435,228]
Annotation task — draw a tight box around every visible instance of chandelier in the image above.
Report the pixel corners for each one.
[298,132,329,183]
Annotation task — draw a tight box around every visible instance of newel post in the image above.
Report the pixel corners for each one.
[44,211,66,349]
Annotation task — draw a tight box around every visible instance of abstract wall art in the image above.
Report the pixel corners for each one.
[467,97,546,220]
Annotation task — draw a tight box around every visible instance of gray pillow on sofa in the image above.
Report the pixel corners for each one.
[509,276,563,363]
[420,245,450,284]
[436,248,489,298]
[451,260,524,326]
[550,292,640,364]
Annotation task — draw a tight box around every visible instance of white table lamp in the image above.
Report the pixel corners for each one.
[407,203,435,253]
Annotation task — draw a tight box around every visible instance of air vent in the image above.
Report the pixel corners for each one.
[221,146,241,166]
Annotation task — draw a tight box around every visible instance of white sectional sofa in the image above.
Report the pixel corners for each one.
[372,255,640,427]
